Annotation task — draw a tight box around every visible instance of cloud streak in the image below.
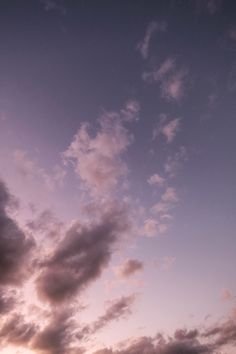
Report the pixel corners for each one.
[137,21,167,59]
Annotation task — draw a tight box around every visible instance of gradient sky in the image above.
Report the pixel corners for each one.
[0,1,236,353]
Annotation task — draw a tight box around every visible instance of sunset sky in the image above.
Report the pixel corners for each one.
[0,1,236,353]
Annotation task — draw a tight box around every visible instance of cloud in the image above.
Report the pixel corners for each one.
[142,218,168,237]
[195,0,223,15]
[93,320,236,354]
[221,289,234,301]
[26,209,64,240]
[153,114,181,143]
[63,112,133,196]
[36,201,131,304]
[115,259,144,278]
[31,310,76,354]
[203,320,236,349]
[147,173,166,187]
[0,313,37,347]
[0,290,16,315]
[143,58,175,83]
[0,179,34,286]
[160,69,188,102]
[40,0,66,14]
[77,294,136,340]
[93,329,212,354]
[121,100,140,122]
[136,21,167,59]
[143,58,188,102]
[13,150,66,191]
[164,146,188,177]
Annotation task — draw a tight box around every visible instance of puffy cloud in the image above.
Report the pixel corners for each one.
[137,21,167,59]
[36,202,131,304]
[0,179,34,286]
[63,113,133,196]
[115,259,144,278]
[77,294,136,340]
[147,174,166,187]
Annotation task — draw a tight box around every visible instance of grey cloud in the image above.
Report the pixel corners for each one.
[78,294,136,340]
[0,179,34,286]
[0,289,16,315]
[32,310,76,354]
[93,320,236,354]
[36,202,131,304]
[116,259,144,278]
[0,313,37,347]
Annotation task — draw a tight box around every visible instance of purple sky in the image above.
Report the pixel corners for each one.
[0,1,236,353]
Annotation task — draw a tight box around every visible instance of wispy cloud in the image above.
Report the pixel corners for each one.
[153,114,181,143]
[195,0,223,15]
[40,0,66,14]
[164,146,188,178]
[77,294,136,340]
[137,21,167,59]
[13,150,66,191]
[143,58,188,102]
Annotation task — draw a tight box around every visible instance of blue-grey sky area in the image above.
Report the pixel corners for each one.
[0,1,236,354]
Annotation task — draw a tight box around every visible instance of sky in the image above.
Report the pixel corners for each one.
[0,0,236,353]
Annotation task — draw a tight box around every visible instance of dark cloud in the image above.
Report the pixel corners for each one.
[36,202,131,304]
[93,334,211,354]
[0,179,34,286]
[116,259,144,278]
[93,319,236,354]
[78,294,136,340]
[0,313,37,346]
[32,310,76,354]
[0,289,16,315]
[203,320,236,348]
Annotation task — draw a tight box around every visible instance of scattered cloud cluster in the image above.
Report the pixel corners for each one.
[143,58,188,102]
[93,319,236,354]
[62,107,136,196]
